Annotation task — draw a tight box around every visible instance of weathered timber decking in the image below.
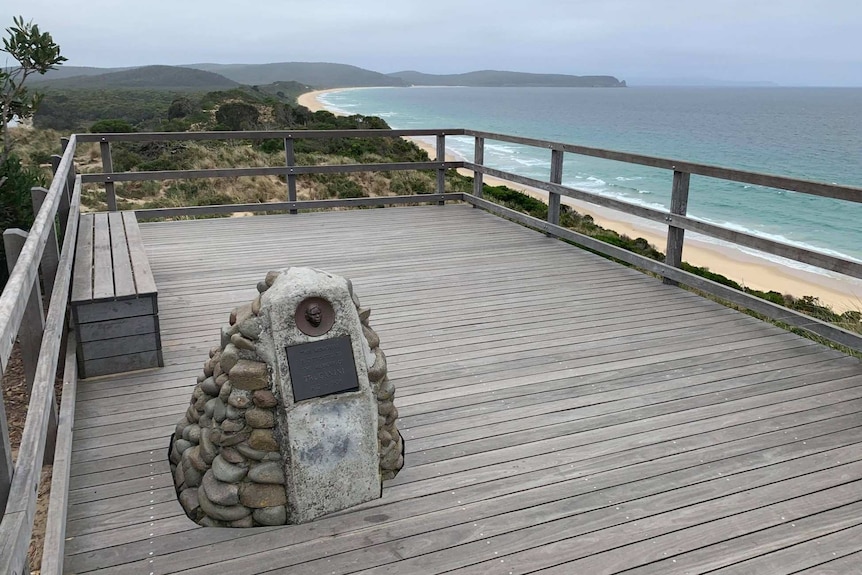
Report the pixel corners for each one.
[66,205,862,574]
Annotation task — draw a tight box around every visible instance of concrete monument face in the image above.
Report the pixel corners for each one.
[169,268,404,527]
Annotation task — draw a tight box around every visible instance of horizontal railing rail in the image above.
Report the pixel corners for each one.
[464,129,862,203]
[133,193,461,220]
[80,160,464,184]
[76,128,467,143]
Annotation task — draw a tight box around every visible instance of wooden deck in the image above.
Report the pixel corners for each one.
[66,205,862,574]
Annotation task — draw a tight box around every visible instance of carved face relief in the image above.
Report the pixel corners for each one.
[305,304,322,327]
[295,297,335,336]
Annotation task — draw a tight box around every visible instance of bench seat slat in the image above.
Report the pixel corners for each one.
[109,212,136,298]
[122,211,157,295]
[91,214,114,300]
[71,213,95,303]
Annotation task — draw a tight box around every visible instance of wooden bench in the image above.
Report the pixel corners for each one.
[71,212,163,379]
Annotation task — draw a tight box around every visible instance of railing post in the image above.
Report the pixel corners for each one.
[60,138,76,204]
[548,149,564,226]
[436,134,446,204]
[50,155,71,238]
[31,187,60,302]
[99,138,117,211]
[3,230,46,391]
[473,137,484,201]
[284,137,297,214]
[664,170,691,286]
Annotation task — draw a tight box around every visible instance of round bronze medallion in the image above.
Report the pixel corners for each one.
[295,297,335,336]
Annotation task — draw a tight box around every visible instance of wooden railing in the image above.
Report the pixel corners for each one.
[1,127,861,572]
[0,136,80,575]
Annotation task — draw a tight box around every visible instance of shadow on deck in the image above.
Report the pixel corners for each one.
[67,205,862,574]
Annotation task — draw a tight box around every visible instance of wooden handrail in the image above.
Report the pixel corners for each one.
[80,160,464,184]
[464,129,862,203]
[132,193,462,220]
[76,128,467,143]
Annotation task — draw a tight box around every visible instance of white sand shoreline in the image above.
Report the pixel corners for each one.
[297,88,862,312]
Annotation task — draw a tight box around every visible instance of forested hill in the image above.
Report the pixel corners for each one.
[32,62,626,90]
[388,70,626,87]
[185,62,403,88]
[33,65,239,91]
[29,65,134,81]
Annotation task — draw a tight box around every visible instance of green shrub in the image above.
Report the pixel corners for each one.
[167,97,194,119]
[390,171,434,195]
[256,139,283,154]
[214,102,260,131]
[89,118,136,133]
[160,118,192,132]
[0,154,46,286]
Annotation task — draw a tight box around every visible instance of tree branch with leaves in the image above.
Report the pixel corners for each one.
[1,15,66,166]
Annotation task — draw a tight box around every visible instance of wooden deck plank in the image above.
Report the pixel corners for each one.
[706,521,862,574]
[72,337,820,406]
[791,550,862,574]
[64,205,862,574]
[376,460,862,575]
[627,501,862,574]
[70,315,770,420]
[116,441,862,575]
[71,411,862,573]
[68,403,860,523]
[69,343,827,430]
[532,483,862,575]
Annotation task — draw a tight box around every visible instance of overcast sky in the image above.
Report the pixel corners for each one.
[7,0,862,86]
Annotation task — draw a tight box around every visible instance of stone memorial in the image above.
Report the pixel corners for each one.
[169,267,404,526]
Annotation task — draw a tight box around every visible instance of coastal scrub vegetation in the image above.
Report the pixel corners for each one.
[21,86,439,213]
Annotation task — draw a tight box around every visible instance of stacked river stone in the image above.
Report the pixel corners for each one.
[169,269,404,527]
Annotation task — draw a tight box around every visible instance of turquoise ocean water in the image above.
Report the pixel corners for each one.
[320,87,862,272]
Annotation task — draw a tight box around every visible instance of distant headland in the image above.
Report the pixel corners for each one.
[31,62,626,90]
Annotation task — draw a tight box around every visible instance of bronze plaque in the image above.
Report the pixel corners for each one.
[286,336,359,402]
[295,297,335,336]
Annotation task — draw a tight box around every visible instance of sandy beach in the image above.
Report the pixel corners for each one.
[298,89,862,312]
